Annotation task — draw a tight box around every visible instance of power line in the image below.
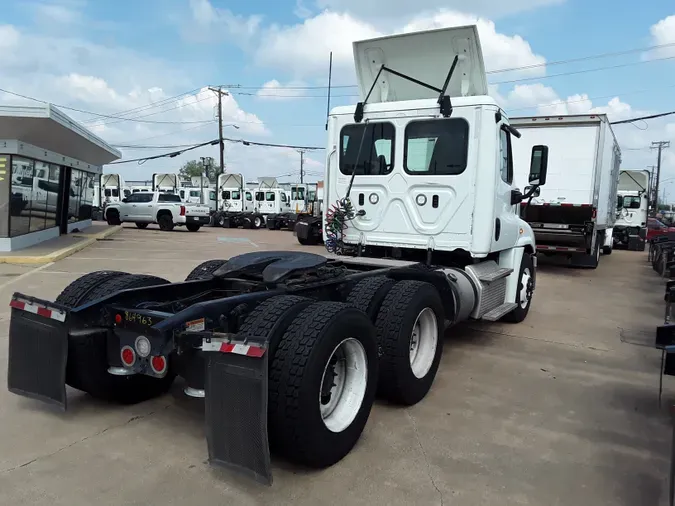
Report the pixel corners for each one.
[610,110,675,125]
[108,139,219,165]
[91,93,216,126]
[81,87,203,123]
[221,41,675,91]
[492,54,675,86]
[109,137,324,165]
[0,86,215,125]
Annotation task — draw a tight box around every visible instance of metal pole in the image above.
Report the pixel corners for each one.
[208,87,229,176]
[300,150,304,184]
[652,141,671,213]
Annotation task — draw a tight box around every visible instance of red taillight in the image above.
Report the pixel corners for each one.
[115,314,122,324]
[151,356,167,375]
[121,346,136,367]
[180,205,186,216]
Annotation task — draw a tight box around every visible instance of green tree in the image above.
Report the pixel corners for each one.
[179,159,221,184]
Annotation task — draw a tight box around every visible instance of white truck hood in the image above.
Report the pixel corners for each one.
[352,25,488,103]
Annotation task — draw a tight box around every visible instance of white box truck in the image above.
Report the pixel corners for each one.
[614,169,650,250]
[510,114,621,268]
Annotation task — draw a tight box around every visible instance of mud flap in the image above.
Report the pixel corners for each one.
[205,347,271,485]
[7,300,68,409]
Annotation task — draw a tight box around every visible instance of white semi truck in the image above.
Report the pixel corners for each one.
[510,114,621,268]
[213,173,264,228]
[7,26,551,485]
[614,169,650,250]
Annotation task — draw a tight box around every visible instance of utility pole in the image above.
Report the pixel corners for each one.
[299,150,305,184]
[652,141,671,214]
[208,86,229,176]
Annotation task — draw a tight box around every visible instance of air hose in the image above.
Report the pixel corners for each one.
[324,121,369,255]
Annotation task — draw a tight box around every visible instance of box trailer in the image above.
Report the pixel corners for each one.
[510,114,621,268]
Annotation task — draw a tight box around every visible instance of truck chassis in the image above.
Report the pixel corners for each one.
[6,249,534,485]
[213,210,264,229]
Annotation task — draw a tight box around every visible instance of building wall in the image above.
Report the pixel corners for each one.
[0,153,97,249]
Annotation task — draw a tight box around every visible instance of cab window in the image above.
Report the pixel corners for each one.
[222,190,230,200]
[255,192,264,201]
[340,122,395,175]
[404,118,469,175]
[499,127,513,184]
[266,192,276,202]
[246,192,253,201]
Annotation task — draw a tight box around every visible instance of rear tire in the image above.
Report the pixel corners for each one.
[185,259,228,281]
[268,302,378,468]
[186,224,201,232]
[55,270,128,308]
[253,215,263,229]
[106,209,121,225]
[135,222,148,229]
[297,235,318,246]
[374,280,444,405]
[238,295,313,361]
[602,245,612,255]
[62,274,174,404]
[346,276,396,321]
[158,214,174,231]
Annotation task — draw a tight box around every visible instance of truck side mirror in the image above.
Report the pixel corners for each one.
[528,145,548,186]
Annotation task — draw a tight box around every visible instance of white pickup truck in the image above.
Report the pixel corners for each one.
[104,191,211,232]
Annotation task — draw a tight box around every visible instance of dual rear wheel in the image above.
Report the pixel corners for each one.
[242,277,445,468]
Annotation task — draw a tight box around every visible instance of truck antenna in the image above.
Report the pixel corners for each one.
[325,51,333,131]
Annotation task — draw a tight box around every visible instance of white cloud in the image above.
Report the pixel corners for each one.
[403,11,546,77]
[255,11,380,79]
[253,9,545,84]
[0,21,278,180]
[501,83,638,121]
[256,80,307,101]
[182,0,262,46]
[646,15,675,58]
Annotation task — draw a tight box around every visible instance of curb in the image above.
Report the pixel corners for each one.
[0,225,123,265]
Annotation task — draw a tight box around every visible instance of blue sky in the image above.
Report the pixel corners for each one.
[1,0,674,196]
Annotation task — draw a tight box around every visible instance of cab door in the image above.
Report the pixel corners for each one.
[490,124,520,251]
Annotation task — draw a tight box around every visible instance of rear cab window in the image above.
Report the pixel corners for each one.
[340,122,395,176]
[404,118,469,175]
[158,193,181,203]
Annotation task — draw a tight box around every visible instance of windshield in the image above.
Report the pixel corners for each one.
[622,195,641,209]
[340,123,395,176]
[291,187,305,200]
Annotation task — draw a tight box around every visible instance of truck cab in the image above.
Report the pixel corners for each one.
[325,26,542,263]
[614,169,650,250]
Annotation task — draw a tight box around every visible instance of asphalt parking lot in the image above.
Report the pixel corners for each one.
[0,223,671,505]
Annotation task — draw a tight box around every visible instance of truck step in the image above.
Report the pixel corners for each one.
[478,267,513,283]
[481,302,518,321]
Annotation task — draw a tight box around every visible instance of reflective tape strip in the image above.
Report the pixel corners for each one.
[202,338,265,357]
[536,245,586,252]
[9,298,67,322]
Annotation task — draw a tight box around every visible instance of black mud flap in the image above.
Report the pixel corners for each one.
[205,348,271,485]
[7,297,69,409]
